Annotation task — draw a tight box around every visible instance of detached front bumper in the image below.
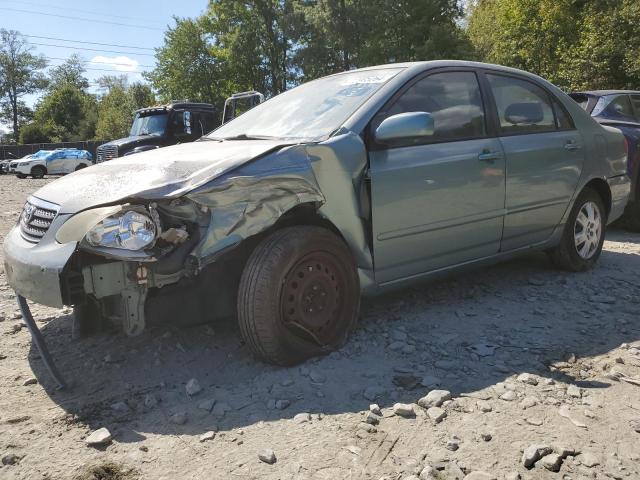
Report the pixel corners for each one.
[3,218,77,308]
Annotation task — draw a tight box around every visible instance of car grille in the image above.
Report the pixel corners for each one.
[19,197,59,243]
[9,163,17,168]
[96,144,118,163]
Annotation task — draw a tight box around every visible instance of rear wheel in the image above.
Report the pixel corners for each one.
[31,166,46,179]
[75,164,87,171]
[548,187,606,271]
[237,226,360,366]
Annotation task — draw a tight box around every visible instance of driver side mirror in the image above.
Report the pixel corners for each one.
[375,112,435,144]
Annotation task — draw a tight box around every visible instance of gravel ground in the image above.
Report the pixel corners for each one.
[0,174,639,480]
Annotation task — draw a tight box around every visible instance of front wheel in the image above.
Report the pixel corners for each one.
[237,226,360,366]
[548,187,606,271]
[16,173,26,179]
[75,164,87,171]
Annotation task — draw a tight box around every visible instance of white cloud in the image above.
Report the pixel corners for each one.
[90,55,139,72]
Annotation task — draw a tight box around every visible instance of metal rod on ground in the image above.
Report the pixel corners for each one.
[16,294,68,390]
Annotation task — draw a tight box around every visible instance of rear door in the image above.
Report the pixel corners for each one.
[369,70,506,283]
[46,151,66,174]
[483,72,585,251]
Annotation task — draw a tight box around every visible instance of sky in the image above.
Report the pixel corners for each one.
[0,0,208,133]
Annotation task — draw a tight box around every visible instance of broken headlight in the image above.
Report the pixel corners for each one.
[86,210,157,250]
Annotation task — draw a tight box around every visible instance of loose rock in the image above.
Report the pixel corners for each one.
[199,431,215,442]
[258,448,277,464]
[369,403,382,416]
[2,453,20,465]
[477,400,492,412]
[185,378,202,396]
[22,378,37,386]
[500,391,517,402]
[522,444,552,468]
[294,412,311,424]
[418,390,451,408]
[540,453,563,472]
[580,452,600,467]
[427,406,447,423]
[517,373,538,386]
[170,411,188,425]
[197,399,215,412]
[86,427,112,446]
[393,403,416,418]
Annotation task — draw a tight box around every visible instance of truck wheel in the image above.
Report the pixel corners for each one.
[237,226,360,366]
[31,166,46,179]
[75,164,87,171]
[548,187,606,272]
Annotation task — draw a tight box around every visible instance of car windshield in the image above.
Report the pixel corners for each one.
[130,113,168,137]
[208,68,403,141]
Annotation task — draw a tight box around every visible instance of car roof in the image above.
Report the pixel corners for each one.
[571,90,640,96]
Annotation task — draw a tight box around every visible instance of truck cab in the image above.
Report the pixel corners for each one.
[96,102,218,162]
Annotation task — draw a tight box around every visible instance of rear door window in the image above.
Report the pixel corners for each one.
[602,95,635,120]
[630,95,640,121]
[486,74,556,135]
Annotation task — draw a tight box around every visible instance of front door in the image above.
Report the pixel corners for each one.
[369,71,506,284]
[483,73,585,251]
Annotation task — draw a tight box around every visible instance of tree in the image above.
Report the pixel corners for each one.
[145,17,230,107]
[94,77,156,140]
[467,0,640,90]
[0,29,47,141]
[48,54,89,91]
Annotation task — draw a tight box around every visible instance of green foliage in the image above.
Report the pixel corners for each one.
[19,122,50,144]
[145,17,230,107]
[48,54,89,91]
[94,79,156,140]
[0,29,47,141]
[467,0,640,90]
[147,1,473,101]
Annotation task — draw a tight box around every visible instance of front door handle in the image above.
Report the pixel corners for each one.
[478,151,502,162]
[564,141,581,152]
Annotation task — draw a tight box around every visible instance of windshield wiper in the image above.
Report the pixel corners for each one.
[220,133,277,141]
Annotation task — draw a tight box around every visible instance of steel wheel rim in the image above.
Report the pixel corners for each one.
[280,251,346,346]
[574,201,602,259]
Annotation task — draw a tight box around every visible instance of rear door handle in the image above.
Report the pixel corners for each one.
[478,151,502,162]
[564,141,581,151]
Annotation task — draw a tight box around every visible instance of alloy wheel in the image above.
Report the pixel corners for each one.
[574,201,602,259]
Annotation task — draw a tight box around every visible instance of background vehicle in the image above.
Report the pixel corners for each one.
[10,148,92,178]
[4,62,629,372]
[96,94,265,163]
[95,102,219,162]
[569,90,640,230]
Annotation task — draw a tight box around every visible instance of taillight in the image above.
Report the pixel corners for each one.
[623,137,629,160]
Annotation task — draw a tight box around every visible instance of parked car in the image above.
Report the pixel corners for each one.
[4,61,629,373]
[10,149,93,179]
[569,90,640,230]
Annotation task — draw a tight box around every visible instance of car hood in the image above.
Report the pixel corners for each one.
[33,139,290,214]
[103,135,163,149]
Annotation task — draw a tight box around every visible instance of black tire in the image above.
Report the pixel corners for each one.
[16,173,26,179]
[75,164,87,171]
[72,299,106,339]
[31,166,46,179]
[548,187,607,272]
[237,226,360,366]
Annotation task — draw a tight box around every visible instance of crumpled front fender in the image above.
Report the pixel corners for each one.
[185,132,374,284]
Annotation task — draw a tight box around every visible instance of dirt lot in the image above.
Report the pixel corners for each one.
[0,174,639,480]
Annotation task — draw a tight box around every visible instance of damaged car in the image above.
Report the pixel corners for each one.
[3,61,630,380]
